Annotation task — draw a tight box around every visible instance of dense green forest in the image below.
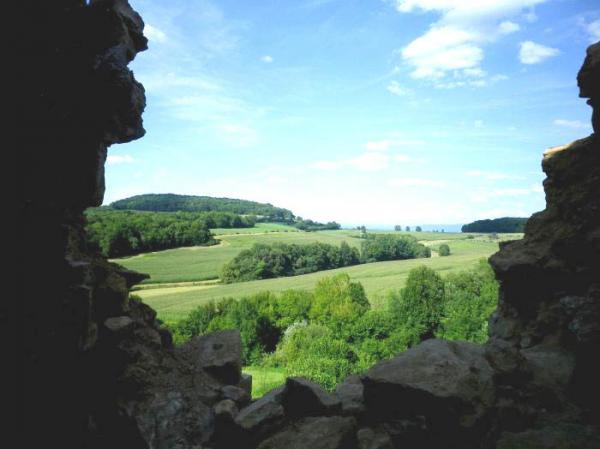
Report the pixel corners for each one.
[86,209,254,257]
[110,193,295,222]
[461,217,528,233]
[221,235,430,283]
[168,260,498,390]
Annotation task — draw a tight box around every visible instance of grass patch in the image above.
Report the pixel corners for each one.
[243,366,286,399]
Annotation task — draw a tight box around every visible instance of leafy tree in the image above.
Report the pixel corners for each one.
[389,266,445,341]
[438,244,451,256]
[415,226,422,232]
[394,225,402,231]
[405,226,411,232]
[437,260,498,343]
[360,234,430,263]
[310,274,370,329]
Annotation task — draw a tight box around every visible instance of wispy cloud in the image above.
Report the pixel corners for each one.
[260,55,274,63]
[585,19,600,42]
[388,178,445,188]
[553,118,590,129]
[144,24,167,44]
[393,0,547,84]
[518,41,559,64]
[107,154,134,165]
[313,139,421,172]
[387,81,412,96]
[466,170,516,181]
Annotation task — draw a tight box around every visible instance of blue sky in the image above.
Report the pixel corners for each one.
[106,0,599,226]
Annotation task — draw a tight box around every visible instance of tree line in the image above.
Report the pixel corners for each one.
[461,217,528,233]
[85,209,255,258]
[221,234,431,283]
[293,218,341,231]
[168,260,498,390]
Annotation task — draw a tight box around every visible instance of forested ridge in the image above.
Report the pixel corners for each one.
[461,216,528,233]
[110,193,295,222]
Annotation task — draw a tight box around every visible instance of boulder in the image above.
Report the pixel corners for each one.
[363,339,494,445]
[356,427,393,449]
[194,330,242,385]
[283,377,341,418]
[221,385,251,407]
[104,316,133,332]
[257,416,356,449]
[235,386,286,433]
[335,375,365,415]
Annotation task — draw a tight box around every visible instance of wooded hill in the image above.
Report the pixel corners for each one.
[461,217,528,233]
[109,193,295,222]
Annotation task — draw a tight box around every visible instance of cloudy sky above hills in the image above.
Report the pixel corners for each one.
[106,0,599,225]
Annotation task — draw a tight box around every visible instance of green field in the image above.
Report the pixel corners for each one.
[118,227,520,322]
[242,366,286,399]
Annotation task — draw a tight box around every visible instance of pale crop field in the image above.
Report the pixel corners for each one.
[115,224,477,285]
[130,233,513,322]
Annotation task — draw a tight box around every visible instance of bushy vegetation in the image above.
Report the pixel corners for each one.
[221,241,360,283]
[360,234,431,262]
[293,219,341,231]
[168,261,499,392]
[461,217,528,233]
[110,193,295,222]
[221,235,430,283]
[439,243,451,256]
[86,209,255,257]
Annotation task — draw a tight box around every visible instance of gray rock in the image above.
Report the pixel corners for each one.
[363,339,494,443]
[257,416,356,449]
[214,399,239,421]
[356,427,393,449]
[221,385,250,406]
[195,330,242,385]
[240,372,253,397]
[104,315,133,332]
[284,377,341,418]
[235,386,286,432]
[335,375,364,415]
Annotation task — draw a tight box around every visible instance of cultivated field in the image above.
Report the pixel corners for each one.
[114,225,521,322]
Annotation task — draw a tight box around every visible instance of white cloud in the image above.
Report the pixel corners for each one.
[106,154,134,165]
[394,0,547,83]
[216,123,259,148]
[348,152,391,171]
[312,160,342,171]
[466,170,513,180]
[364,139,424,151]
[144,24,167,43]
[499,20,520,34]
[388,178,445,188]
[586,19,600,42]
[260,55,274,63]
[518,41,559,64]
[387,81,412,96]
[553,119,589,129]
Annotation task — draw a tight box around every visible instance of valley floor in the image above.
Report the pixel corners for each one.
[114,225,521,322]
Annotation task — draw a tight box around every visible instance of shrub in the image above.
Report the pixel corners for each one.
[438,244,451,256]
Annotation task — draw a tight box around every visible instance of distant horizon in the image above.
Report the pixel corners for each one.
[105,0,597,224]
[102,191,530,229]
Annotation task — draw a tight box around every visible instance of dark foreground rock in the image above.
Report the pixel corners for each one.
[16,1,600,446]
[257,416,356,449]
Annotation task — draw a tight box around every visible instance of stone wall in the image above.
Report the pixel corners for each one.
[16,1,599,448]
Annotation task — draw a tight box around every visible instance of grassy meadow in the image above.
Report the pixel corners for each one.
[114,225,521,322]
